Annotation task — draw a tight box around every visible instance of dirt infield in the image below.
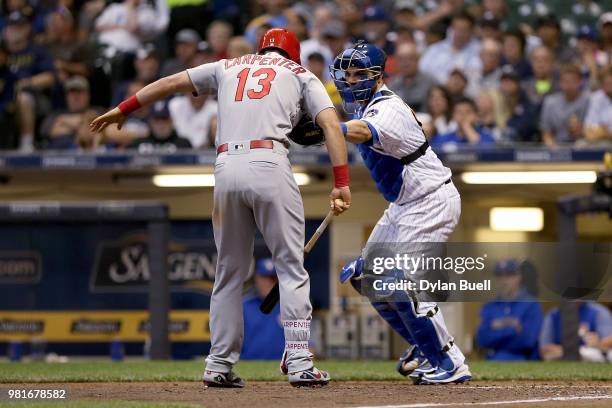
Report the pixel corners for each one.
[3,381,611,407]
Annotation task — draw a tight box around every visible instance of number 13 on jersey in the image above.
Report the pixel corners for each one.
[234,68,277,101]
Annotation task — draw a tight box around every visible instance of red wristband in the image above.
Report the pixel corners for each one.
[333,164,350,188]
[117,95,142,115]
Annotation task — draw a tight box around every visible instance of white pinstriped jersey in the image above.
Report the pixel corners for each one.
[359,85,452,204]
[186,51,333,147]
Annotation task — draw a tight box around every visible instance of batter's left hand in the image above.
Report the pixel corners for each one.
[330,186,351,215]
[89,107,126,133]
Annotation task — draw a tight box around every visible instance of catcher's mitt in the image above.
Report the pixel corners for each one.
[288,114,325,146]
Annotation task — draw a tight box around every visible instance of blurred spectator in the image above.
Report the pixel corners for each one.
[127,100,192,152]
[533,15,575,63]
[475,90,502,140]
[498,65,538,142]
[207,20,233,60]
[305,52,341,109]
[470,38,503,96]
[481,0,507,24]
[77,0,107,43]
[502,29,533,80]
[523,46,558,107]
[478,16,502,42]
[431,97,495,147]
[420,11,481,84]
[226,36,253,59]
[583,65,612,145]
[40,7,91,82]
[445,68,468,102]
[540,302,612,362]
[95,0,160,53]
[601,13,612,67]
[302,20,347,79]
[477,259,543,361]
[409,0,464,33]
[160,29,201,77]
[192,41,216,66]
[111,43,160,107]
[168,93,217,149]
[425,85,455,137]
[540,64,589,147]
[387,42,435,112]
[165,0,210,46]
[241,258,284,360]
[0,0,45,36]
[245,0,289,46]
[0,40,19,149]
[285,7,308,41]
[3,11,55,151]
[575,25,601,90]
[360,5,393,55]
[103,80,150,147]
[40,76,100,149]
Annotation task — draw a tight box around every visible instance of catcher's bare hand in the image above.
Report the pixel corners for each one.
[330,186,351,215]
[89,107,126,133]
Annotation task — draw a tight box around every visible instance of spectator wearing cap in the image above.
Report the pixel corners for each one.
[160,29,201,77]
[575,25,602,90]
[3,10,55,151]
[241,257,285,360]
[39,76,101,150]
[305,52,342,110]
[301,20,348,82]
[431,96,495,147]
[476,259,543,361]
[583,65,612,144]
[540,301,612,362]
[285,7,309,42]
[111,43,160,107]
[0,42,19,149]
[523,46,558,108]
[127,100,192,153]
[244,0,288,47]
[419,11,482,85]
[94,0,160,53]
[388,42,435,112]
[360,5,394,56]
[498,65,538,142]
[168,89,217,149]
[502,29,533,80]
[540,64,590,147]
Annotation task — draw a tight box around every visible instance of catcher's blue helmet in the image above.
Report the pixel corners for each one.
[330,41,386,114]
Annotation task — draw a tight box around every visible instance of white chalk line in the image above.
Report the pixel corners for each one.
[470,385,612,390]
[352,394,612,408]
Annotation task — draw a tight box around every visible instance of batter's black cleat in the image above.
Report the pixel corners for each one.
[203,370,246,388]
[288,367,330,388]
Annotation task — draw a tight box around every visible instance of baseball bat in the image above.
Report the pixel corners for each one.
[259,210,334,314]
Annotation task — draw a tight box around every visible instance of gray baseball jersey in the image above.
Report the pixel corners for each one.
[188,52,335,377]
[187,51,333,147]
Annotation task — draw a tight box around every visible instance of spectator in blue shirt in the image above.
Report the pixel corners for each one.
[241,258,285,360]
[540,302,612,362]
[431,97,496,147]
[477,259,543,361]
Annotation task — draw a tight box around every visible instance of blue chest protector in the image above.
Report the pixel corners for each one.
[357,140,405,203]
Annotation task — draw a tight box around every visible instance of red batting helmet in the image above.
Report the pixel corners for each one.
[258,28,301,65]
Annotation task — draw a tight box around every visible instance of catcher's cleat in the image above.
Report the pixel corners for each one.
[288,367,330,388]
[409,360,436,385]
[419,364,472,385]
[203,370,246,388]
[280,350,288,375]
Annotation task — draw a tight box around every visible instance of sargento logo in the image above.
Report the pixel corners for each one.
[0,252,42,284]
[90,233,217,292]
[0,319,44,334]
[70,319,121,334]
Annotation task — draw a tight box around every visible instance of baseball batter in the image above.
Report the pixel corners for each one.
[331,42,472,384]
[90,28,351,388]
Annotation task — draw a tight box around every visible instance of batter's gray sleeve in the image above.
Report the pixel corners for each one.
[301,74,334,122]
[186,60,222,95]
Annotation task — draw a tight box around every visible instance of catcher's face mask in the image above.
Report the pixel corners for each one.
[330,47,382,116]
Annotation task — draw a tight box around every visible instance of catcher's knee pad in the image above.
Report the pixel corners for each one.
[371,301,415,344]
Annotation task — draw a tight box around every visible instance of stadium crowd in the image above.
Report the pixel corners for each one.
[0,0,611,152]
